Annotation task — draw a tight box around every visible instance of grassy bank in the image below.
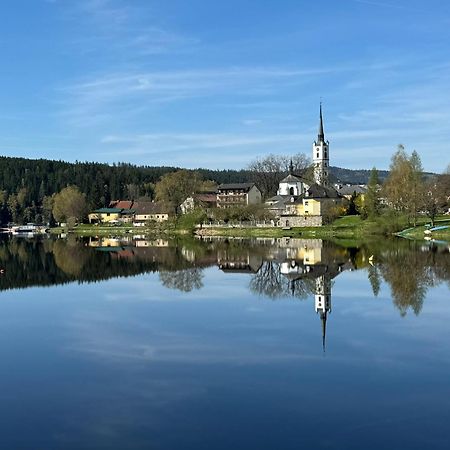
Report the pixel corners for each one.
[195,216,372,239]
[396,217,450,240]
[48,215,450,242]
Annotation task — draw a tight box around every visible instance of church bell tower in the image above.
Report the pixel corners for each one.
[313,103,329,187]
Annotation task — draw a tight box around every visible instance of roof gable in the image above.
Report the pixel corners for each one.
[218,183,256,192]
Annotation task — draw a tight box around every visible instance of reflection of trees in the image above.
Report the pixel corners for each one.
[53,237,90,276]
[379,253,428,316]
[249,261,315,300]
[367,265,381,297]
[374,242,450,316]
[159,268,204,292]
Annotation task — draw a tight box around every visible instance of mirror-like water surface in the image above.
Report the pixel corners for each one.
[0,235,449,449]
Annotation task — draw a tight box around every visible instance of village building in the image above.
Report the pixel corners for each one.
[88,200,172,225]
[88,207,135,224]
[277,163,308,196]
[216,183,262,208]
[132,201,172,226]
[180,192,217,214]
[265,104,345,227]
[337,184,368,200]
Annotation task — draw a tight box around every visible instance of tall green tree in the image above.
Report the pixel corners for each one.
[364,167,381,218]
[52,186,87,225]
[383,145,424,225]
[409,150,424,226]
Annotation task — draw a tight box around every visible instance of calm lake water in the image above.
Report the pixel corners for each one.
[0,235,449,449]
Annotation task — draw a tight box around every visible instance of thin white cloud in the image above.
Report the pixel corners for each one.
[57,62,388,126]
[352,0,426,13]
[53,0,198,57]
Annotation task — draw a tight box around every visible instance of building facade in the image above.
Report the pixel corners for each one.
[216,183,262,208]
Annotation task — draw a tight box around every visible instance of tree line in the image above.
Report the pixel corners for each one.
[0,156,252,225]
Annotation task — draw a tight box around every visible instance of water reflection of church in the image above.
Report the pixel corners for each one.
[280,240,350,351]
[86,235,353,349]
[217,238,353,351]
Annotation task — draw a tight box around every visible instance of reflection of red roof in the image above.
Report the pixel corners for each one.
[110,200,134,209]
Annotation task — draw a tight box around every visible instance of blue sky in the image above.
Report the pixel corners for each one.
[0,0,449,171]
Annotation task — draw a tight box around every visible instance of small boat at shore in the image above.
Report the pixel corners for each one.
[3,224,49,236]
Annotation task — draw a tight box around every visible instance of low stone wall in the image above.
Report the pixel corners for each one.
[279,215,322,228]
[197,221,275,228]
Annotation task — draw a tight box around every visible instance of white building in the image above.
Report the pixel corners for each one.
[277,160,309,196]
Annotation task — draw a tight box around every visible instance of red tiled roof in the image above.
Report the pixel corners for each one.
[109,200,134,209]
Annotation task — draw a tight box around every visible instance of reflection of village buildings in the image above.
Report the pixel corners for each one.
[86,235,352,349]
[218,249,263,273]
[277,239,349,350]
[211,237,353,350]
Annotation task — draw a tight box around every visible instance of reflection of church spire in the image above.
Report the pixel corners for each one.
[320,310,327,353]
[315,274,331,353]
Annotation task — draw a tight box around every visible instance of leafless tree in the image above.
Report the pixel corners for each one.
[247,153,311,199]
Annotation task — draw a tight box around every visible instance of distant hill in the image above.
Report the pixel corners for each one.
[329,166,389,184]
[329,166,435,185]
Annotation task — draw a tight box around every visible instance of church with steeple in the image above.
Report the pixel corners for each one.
[265,104,344,227]
[313,103,330,187]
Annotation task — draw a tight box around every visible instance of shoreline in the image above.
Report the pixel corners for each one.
[45,215,450,242]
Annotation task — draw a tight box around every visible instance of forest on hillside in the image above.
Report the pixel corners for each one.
[0,154,430,225]
[0,156,252,224]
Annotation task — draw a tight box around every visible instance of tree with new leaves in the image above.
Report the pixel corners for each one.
[52,186,87,225]
[155,170,203,212]
[247,153,311,199]
[383,145,424,225]
[364,167,381,218]
[409,150,424,226]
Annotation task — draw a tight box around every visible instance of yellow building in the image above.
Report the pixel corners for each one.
[88,208,133,224]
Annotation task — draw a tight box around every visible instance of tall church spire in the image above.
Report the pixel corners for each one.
[318,102,325,143]
[312,102,329,187]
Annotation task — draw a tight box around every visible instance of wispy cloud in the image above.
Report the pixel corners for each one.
[54,0,198,57]
[352,0,426,13]
[57,62,384,126]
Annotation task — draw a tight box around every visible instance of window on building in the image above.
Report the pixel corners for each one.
[289,187,294,195]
